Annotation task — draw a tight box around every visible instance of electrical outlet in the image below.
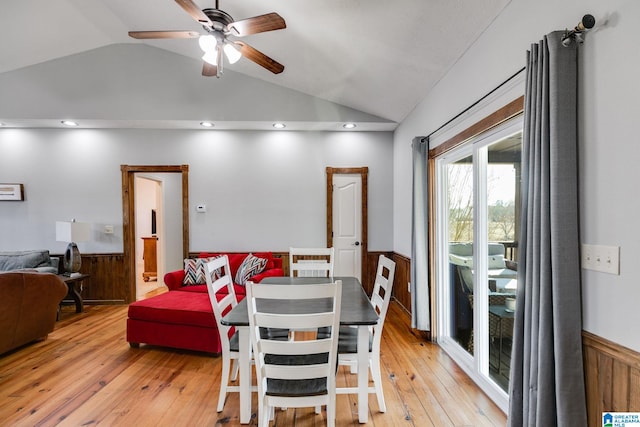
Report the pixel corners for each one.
[581,244,620,275]
[104,225,114,234]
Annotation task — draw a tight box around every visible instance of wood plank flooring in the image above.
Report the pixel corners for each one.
[0,302,506,426]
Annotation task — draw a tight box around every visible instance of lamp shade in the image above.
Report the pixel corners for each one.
[56,221,90,243]
[223,42,241,64]
[198,34,216,52]
[56,221,90,275]
[202,49,218,66]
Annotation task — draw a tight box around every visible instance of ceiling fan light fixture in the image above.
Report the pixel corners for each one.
[202,49,218,66]
[198,35,217,52]
[223,42,242,64]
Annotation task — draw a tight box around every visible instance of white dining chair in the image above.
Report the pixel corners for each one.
[289,247,334,278]
[246,279,342,427]
[335,254,395,412]
[204,255,242,412]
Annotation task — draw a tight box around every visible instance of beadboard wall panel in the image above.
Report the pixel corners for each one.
[73,253,127,304]
[583,330,640,426]
[391,252,411,313]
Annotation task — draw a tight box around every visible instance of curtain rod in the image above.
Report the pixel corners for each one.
[422,66,525,143]
[420,13,595,144]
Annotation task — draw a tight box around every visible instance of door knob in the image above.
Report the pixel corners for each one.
[354,241,360,246]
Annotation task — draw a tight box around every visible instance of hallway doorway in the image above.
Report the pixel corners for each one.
[121,165,189,304]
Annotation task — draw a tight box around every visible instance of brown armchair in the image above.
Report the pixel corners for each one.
[0,272,68,355]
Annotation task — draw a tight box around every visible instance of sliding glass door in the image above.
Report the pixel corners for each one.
[436,118,522,409]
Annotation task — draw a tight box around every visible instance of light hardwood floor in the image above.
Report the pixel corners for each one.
[0,302,506,426]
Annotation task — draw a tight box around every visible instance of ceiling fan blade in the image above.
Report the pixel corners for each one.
[175,0,213,27]
[202,61,218,77]
[128,30,200,39]
[228,13,286,36]
[235,41,284,74]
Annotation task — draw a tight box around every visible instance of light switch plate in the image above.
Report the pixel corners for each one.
[581,244,619,275]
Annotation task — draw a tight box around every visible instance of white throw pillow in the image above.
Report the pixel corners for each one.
[234,253,267,285]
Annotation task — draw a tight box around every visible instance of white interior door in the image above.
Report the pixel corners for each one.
[332,174,362,282]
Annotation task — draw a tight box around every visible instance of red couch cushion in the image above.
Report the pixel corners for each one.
[174,283,247,297]
[173,284,208,293]
[128,291,215,328]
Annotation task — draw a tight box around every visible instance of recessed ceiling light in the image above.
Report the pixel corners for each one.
[343,123,357,129]
[272,123,286,129]
[200,121,214,128]
[61,120,79,127]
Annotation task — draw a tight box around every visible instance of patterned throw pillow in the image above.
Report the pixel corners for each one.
[234,253,267,285]
[183,258,206,286]
[183,257,222,286]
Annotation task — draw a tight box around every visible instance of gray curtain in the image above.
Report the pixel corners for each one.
[508,31,587,426]
[411,136,430,330]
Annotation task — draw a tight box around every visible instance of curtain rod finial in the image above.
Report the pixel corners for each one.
[578,14,596,31]
[561,14,596,46]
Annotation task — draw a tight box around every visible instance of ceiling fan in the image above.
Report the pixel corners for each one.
[128,0,286,78]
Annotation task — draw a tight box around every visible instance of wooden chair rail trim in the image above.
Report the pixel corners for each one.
[583,330,640,371]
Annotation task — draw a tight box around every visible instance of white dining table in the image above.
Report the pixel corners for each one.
[221,276,379,424]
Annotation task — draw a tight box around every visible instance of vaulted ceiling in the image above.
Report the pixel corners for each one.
[0,0,512,130]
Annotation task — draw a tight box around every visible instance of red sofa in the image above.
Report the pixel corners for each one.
[126,252,283,354]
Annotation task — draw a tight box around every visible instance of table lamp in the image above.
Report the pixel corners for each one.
[56,220,90,276]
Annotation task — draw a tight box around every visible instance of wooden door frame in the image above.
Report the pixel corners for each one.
[326,167,368,282]
[121,165,189,303]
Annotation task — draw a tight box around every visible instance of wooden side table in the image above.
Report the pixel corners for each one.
[141,236,158,282]
[58,273,90,314]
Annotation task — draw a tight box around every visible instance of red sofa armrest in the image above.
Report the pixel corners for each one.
[164,270,185,291]
[250,268,284,283]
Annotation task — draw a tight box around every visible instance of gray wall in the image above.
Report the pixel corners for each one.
[0,128,393,255]
[393,0,640,351]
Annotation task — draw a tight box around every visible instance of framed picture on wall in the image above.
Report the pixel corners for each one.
[0,183,24,201]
